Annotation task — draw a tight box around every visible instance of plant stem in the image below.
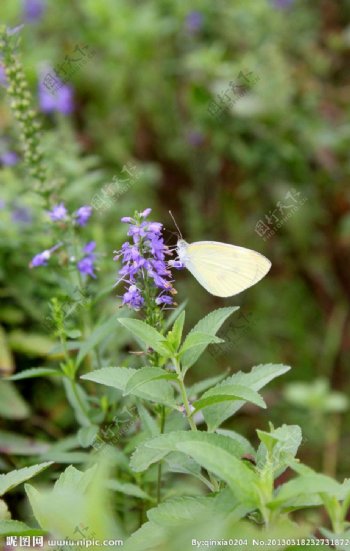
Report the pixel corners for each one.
[157,405,166,504]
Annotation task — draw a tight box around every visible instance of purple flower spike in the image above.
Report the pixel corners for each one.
[48,202,67,221]
[114,209,176,311]
[23,0,46,22]
[75,205,92,227]
[77,256,96,278]
[1,151,19,166]
[83,241,96,254]
[38,75,74,116]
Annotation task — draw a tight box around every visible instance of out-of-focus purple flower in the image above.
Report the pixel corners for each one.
[0,65,8,87]
[75,205,92,227]
[0,199,6,209]
[271,0,294,8]
[185,11,203,33]
[23,0,46,22]
[38,77,74,116]
[12,205,32,225]
[0,151,19,166]
[187,130,204,148]
[48,202,67,221]
[29,242,62,268]
[114,209,176,311]
[77,241,97,278]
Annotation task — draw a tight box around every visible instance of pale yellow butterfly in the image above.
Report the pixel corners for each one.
[172,238,271,298]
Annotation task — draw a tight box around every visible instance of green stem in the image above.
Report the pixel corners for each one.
[157,405,166,504]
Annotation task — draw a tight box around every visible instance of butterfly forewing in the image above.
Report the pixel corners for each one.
[182,241,271,297]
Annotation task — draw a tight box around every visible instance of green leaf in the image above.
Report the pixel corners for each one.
[256,424,302,477]
[187,372,229,399]
[0,430,49,455]
[147,496,214,527]
[137,404,159,438]
[181,307,239,373]
[8,367,63,381]
[107,480,152,500]
[76,314,120,367]
[179,332,223,356]
[82,367,176,407]
[271,473,343,508]
[0,381,30,419]
[166,311,185,351]
[203,363,290,431]
[176,441,259,506]
[124,367,177,395]
[8,331,56,357]
[0,520,45,537]
[0,325,15,375]
[215,429,256,458]
[77,425,99,448]
[193,384,266,413]
[164,300,188,331]
[63,378,91,427]
[130,431,248,473]
[118,319,170,356]
[0,462,53,496]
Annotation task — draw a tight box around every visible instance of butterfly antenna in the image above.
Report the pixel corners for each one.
[169,210,182,239]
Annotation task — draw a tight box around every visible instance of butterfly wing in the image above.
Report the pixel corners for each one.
[182,241,271,297]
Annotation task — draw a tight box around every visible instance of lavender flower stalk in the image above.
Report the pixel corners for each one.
[114,209,176,327]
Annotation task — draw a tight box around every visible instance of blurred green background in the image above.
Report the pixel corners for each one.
[1,0,349,487]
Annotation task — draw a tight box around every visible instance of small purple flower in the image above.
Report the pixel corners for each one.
[271,0,294,8]
[38,76,74,116]
[12,205,32,225]
[123,285,144,309]
[29,242,62,268]
[0,151,19,166]
[48,202,67,221]
[114,209,176,311]
[185,11,203,33]
[77,241,97,278]
[75,205,92,227]
[23,0,46,22]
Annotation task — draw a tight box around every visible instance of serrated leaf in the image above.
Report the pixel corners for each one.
[203,363,290,431]
[181,307,239,373]
[271,473,343,508]
[193,384,266,413]
[147,496,213,527]
[76,314,120,367]
[118,319,170,356]
[82,367,176,407]
[215,429,256,458]
[0,462,53,496]
[0,381,30,419]
[8,367,63,381]
[124,367,177,395]
[179,332,223,356]
[256,424,302,477]
[176,441,259,506]
[130,431,248,473]
[0,520,45,537]
[187,372,229,399]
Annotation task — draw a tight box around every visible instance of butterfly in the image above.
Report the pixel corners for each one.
[171,238,271,298]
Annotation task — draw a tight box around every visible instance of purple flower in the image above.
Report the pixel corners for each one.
[23,0,46,22]
[48,202,67,221]
[29,242,62,268]
[185,11,203,33]
[0,65,8,88]
[271,0,294,8]
[0,151,19,166]
[77,241,97,278]
[11,205,32,225]
[0,199,5,210]
[75,205,92,226]
[38,76,74,116]
[114,209,176,311]
[123,285,144,309]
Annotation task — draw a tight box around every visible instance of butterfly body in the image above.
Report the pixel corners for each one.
[176,239,271,298]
